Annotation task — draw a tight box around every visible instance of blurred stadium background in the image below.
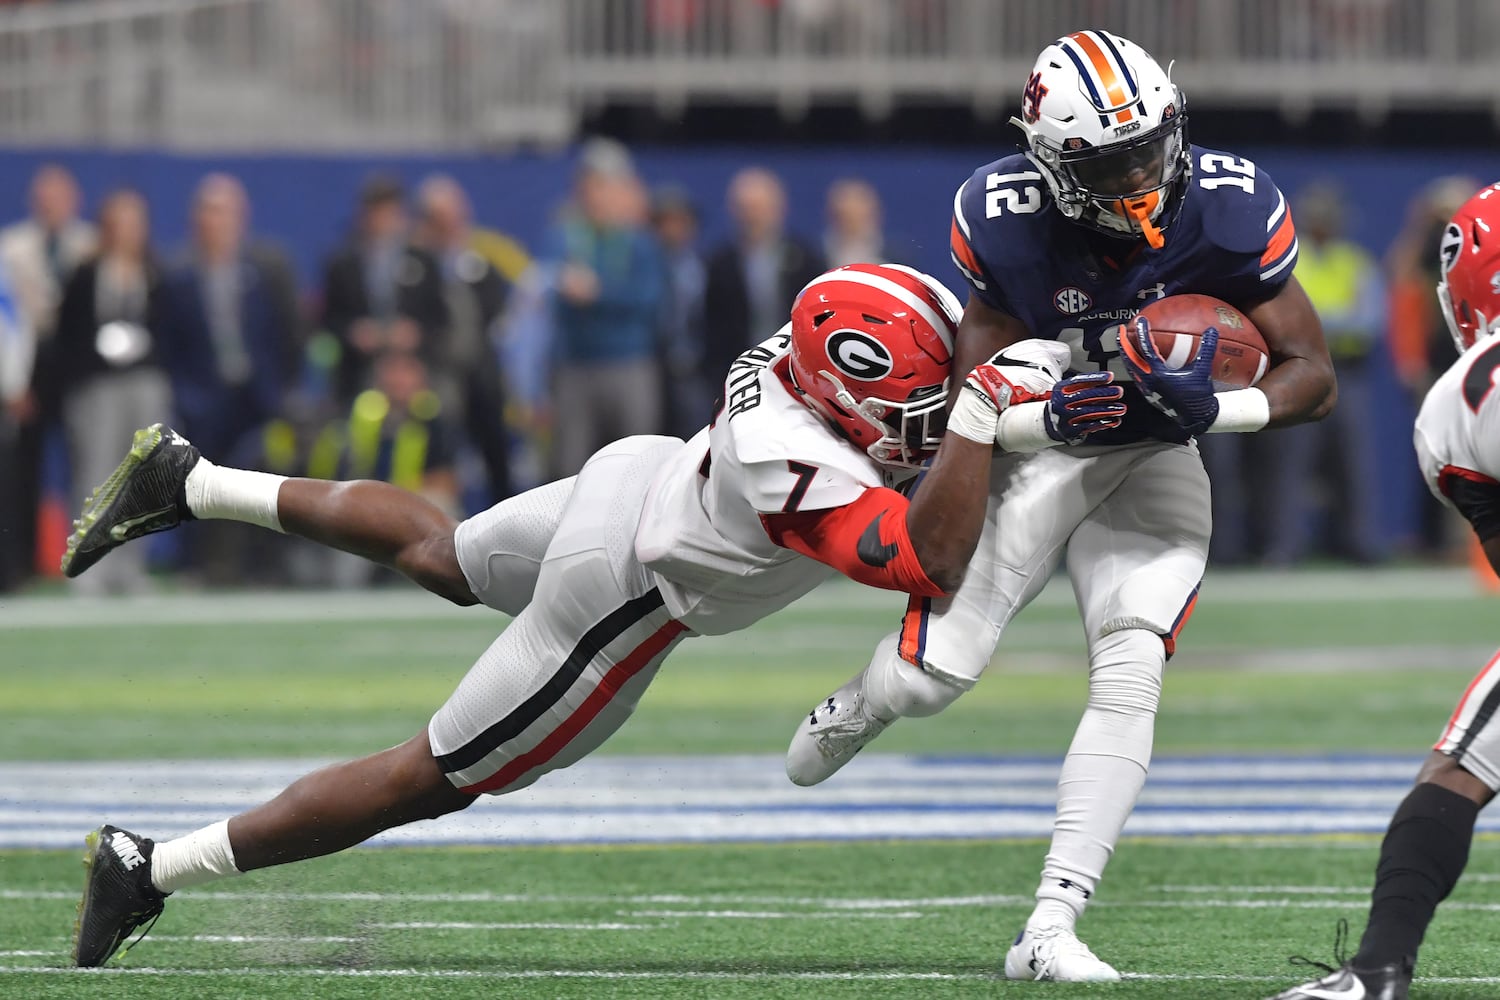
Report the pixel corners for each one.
[5,2,1500,996]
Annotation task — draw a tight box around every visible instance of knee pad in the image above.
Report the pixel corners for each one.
[1063,629,1165,768]
[1085,628,1165,718]
[864,633,972,720]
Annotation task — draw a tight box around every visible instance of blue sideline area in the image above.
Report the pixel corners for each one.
[5,142,1498,543]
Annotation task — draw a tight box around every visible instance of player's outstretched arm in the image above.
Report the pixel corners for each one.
[949,296,1035,385]
[762,354,1032,595]
[1244,275,1338,427]
[767,347,1119,595]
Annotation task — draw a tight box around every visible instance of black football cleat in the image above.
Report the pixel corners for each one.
[1266,920,1414,1000]
[73,824,170,967]
[1265,960,1413,1000]
[61,423,198,579]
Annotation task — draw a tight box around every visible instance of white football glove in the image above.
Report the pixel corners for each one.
[946,341,1072,444]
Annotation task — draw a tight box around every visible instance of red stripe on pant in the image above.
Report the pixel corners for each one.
[1161,586,1200,659]
[1436,647,1500,749]
[462,619,688,794]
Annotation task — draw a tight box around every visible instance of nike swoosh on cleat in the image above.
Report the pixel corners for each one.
[857,512,900,568]
[1292,982,1364,999]
[108,508,175,540]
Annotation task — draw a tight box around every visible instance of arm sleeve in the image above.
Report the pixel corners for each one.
[760,486,946,597]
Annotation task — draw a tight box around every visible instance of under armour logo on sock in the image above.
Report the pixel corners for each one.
[1057,879,1091,899]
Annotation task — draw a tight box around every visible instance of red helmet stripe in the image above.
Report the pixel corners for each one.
[799,267,956,357]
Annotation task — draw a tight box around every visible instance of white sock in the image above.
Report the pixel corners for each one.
[1029,629,1163,932]
[152,820,242,893]
[184,458,286,532]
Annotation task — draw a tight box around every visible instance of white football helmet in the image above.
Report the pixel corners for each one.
[1010,29,1191,248]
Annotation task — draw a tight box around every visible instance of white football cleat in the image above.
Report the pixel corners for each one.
[1004,924,1121,982]
[785,673,890,786]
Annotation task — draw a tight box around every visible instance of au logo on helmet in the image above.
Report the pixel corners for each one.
[826,329,895,381]
[1022,72,1048,124]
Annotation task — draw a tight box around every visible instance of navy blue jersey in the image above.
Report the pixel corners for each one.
[949,144,1298,444]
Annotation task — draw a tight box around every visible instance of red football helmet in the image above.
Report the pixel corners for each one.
[1438,182,1500,352]
[786,263,960,468]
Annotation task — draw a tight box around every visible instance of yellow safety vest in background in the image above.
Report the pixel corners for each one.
[1295,240,1377,360]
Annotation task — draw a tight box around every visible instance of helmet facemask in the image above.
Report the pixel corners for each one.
[1023,114,1191,247]
[1437,275,1500,354]
[812,367,948,470]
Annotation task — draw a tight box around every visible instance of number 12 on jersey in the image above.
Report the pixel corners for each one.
[1199,153,1255,194]
[1059,325,1134,382]
[985,170,1043,218]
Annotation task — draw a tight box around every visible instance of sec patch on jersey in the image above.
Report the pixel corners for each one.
[1130,293,1270,390]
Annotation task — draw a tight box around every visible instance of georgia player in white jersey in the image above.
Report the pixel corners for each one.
[62,262,1126,968]
[1268,184,1500,1000]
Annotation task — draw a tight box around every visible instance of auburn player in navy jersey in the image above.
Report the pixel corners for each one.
[788,30,1337,981]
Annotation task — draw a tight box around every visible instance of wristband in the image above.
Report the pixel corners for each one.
[947,386,1003,444]
[995,401,1059,452]
[1206,387,1270,433]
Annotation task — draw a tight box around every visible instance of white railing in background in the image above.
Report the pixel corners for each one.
[0,0,1490,150]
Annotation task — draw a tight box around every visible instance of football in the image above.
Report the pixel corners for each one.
[1128,294,1270,390]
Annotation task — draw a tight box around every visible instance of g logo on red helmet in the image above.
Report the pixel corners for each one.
[825,329,894,382]
[1441,222,1464,274]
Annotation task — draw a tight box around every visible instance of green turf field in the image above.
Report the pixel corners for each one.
[3,567,1499,997]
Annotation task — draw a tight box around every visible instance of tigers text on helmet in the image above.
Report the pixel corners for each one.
[1011,29,1191,249]
[786,263,960,469]
[1437,182,1500,352]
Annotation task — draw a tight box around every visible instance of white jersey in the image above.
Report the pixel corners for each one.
[1414,335,1500,501]
[636,329,898,634]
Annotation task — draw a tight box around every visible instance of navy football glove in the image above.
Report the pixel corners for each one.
[1120,317,1221,436]
[1043,371,1127,444]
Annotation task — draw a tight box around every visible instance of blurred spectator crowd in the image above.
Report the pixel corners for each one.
[0,138,914,595]
[0,137,1482,597]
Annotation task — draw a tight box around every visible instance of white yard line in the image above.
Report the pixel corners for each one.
[373,921,657,931]
[622,909,925,920]
[1155,884,1367,894]
[0,567,1484,631]
[3,964,1500,985]
[11,885,1493,915]
[0,888,1029,908]
[0,965,980,980]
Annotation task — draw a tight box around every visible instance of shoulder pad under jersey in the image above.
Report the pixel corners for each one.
[1191,146,1296,266]
[951,152,1056,300]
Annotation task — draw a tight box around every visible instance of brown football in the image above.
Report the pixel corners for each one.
[1128,294,1270,390]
